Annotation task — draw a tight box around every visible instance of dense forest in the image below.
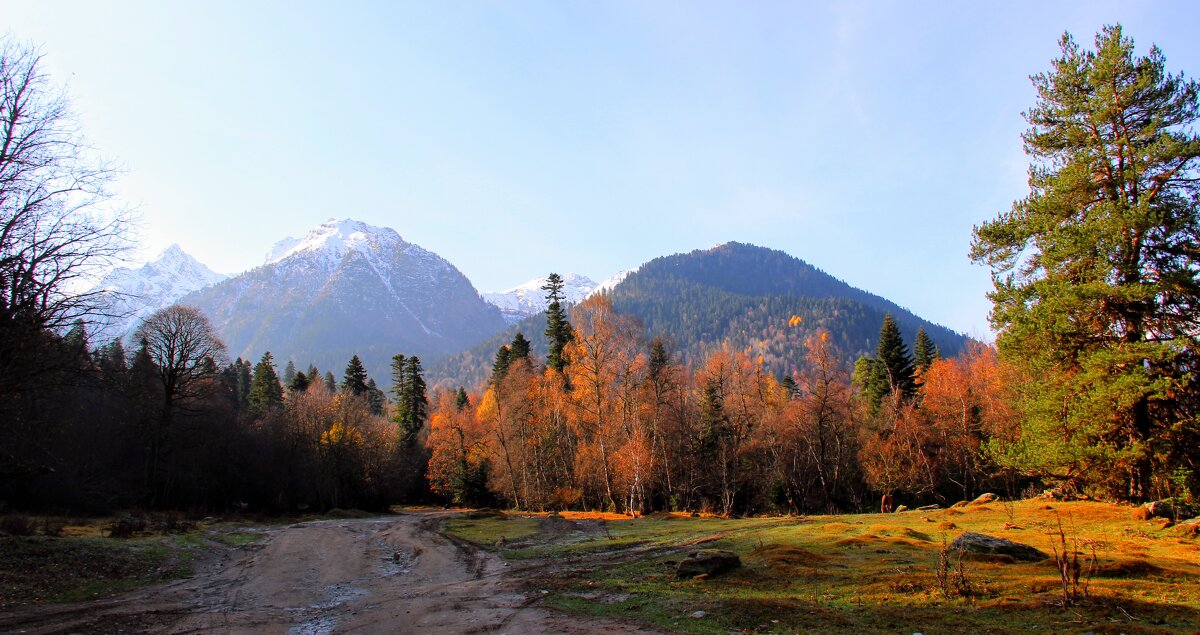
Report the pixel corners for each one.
[3,25,1200,517]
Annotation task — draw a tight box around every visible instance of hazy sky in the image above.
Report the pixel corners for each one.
[6,1,1199,339]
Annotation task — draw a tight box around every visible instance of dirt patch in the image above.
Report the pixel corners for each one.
[0,513,662,634]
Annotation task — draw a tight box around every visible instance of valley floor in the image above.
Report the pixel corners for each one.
[3,501,1199,634]
[0,511,657,634]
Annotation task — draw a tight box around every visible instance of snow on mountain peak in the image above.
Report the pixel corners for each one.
[90,244,227,342]
[482,273,603,324]
[265,218,404,265]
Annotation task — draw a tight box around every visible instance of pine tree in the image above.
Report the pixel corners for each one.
[248,352,284,418]
[542,273,574,372]
[971,25,1200,498]
[342,355,369,396]
[283,361,297,388]
[864,314,916,409]
[392,355,427,447]
[455,386,470,411]
[324,371,336,393]
[390,353,409,425]
[781,375,799,399]
[289,370,310,393]
[509,332,531,363]
[648,337,670,382]
[490,345,511,383]
[366,377,385,415]
[912,327,940,374]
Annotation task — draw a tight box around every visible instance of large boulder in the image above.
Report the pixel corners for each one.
[1139,500,1195,521]
[950,532,1048,563]
[969,493,999,505]
[677,549,742,578]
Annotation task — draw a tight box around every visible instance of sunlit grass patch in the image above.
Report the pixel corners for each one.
[443,513,540,548]
[521,500,1200,633]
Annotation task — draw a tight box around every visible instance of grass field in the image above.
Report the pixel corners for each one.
[443,500,1200,634]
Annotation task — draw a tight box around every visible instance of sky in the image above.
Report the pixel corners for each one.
[6,1,1200,340]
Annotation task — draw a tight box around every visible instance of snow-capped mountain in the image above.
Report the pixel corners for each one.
[593,269,634,295]
[181,219,507,378]
[90,244,227,343]
[482,273,598,324]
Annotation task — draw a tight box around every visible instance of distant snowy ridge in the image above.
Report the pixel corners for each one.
[482,273,597,324]
[90,244,228,343]
[482,270,635,324]
[592,269,633,295]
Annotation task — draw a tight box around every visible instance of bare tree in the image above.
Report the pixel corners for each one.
[0,38,129,391]
[134,305,226,501]
[0,38,130,479]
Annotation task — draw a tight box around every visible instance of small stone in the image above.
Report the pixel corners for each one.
[676,549,741,578]
[690,611,706,619]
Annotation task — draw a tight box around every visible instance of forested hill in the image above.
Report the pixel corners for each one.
[431,242,969,387]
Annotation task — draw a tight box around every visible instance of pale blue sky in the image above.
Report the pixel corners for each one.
[6,1,1199,339]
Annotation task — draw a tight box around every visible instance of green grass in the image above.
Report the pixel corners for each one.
[442,514,542,549]
[0,535,190,609]
[450,503,1200,634]
[212,531,266,546]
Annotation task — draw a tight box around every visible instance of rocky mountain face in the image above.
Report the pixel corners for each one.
[179,219,506,379]
[91,244,228,343]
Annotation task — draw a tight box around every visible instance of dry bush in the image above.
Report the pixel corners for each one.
[0,514,37,536]
[1049,514,1099,606]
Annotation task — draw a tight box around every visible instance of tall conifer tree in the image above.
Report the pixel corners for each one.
[972,25,1200,498]
[542,273,574,372]
[342,355,369,395]
[248,352,283,418]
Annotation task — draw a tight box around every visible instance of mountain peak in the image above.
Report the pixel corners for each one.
[265,218,403,264]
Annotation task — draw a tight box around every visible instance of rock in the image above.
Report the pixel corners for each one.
[894,505,909,513]
[951,500,969,508]
[677,550,742,578]
[1131,506,1153,521]
[969,493,999,505]
[949,532,1048,563]
[917,504,940,511]
[1142,500,1196,521]
[690,611,707,619]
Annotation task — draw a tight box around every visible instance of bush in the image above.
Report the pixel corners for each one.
[108,514,148,538]
[0,513,38,536]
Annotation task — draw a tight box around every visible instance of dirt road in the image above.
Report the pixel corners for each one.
[1,511,658,634]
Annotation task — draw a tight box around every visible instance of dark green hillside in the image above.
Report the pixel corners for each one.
[432,243,969,387]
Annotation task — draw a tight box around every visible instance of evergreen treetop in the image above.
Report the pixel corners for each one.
[342,354,369,396]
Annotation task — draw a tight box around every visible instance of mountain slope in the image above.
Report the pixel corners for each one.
[91,244,227,343]
[432,242,969,387]
[181,219,506,379]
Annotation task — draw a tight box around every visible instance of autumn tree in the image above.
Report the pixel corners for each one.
[971,25,1200,499]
